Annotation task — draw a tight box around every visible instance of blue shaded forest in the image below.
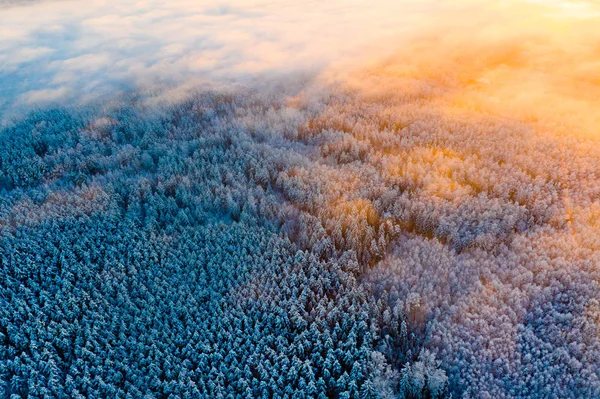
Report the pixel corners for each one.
[1,83,599,398]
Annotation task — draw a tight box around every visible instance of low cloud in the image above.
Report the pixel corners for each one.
[1,0,599,118]
[0,0,446,115]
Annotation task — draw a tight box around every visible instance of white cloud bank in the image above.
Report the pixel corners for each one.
[0,0,437,113]
[2,0,598,115]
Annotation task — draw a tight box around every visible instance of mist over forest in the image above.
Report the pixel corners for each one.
[1,1,600,398]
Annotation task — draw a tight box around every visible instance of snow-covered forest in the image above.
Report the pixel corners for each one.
[2,72,600,397]
[2,0,600,398]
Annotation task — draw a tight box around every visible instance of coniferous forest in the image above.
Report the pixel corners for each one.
[2,1,600,398]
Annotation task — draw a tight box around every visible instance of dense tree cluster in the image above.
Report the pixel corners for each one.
[0,94,448,399]
[283,76,600,398]
[1,71,599,398]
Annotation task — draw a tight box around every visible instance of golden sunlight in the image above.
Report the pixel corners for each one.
[323,0,600,140]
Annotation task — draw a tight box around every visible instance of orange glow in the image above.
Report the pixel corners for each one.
[321,0,600,141]
[284,0,600,253]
